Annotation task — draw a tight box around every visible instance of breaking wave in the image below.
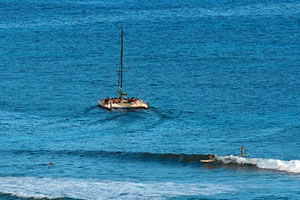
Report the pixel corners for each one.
[216,155,300,174]
[4,149,300,174]
[0,176,234,200]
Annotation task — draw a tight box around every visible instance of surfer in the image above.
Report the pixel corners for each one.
[200,154,216,163]
[241,145,245,156]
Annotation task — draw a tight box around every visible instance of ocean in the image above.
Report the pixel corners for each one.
[0,0,299,199]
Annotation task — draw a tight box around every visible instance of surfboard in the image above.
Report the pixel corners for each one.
[200,159,216,163]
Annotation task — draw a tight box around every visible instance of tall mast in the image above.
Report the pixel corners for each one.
[120,24,123,89]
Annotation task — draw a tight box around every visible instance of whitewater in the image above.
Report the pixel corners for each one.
[0,177,235,200]
[216,156,300,174]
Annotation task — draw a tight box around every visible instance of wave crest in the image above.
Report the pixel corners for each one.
[216,155,300,173]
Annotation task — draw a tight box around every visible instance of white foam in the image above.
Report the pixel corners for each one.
[216,155,300,173]
[0,176,234,200]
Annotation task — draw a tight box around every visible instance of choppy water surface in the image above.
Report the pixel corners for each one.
[0,0,300,199]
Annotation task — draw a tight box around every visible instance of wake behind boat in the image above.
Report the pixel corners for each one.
[98,25,149,110]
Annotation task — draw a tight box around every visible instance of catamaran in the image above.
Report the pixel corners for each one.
[98,25,149,110]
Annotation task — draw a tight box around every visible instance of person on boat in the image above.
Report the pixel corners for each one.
[135,98,140,105]
[47,162,53,165]
[241,145,245,156]
[104,97,110,104]
[208,154,213,160]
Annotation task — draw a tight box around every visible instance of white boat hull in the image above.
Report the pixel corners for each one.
[98,99,149,110]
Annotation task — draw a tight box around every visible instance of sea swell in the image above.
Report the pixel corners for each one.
[3,149,213,163]
[4,149,300,173]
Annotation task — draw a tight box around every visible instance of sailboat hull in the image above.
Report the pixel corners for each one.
[98,99,149,110]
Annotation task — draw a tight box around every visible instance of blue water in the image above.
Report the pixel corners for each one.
[0,0,300,199]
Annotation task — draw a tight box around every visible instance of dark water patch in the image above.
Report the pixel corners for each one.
[253,195,290,200]
[51,105,152,127]
[88,109,149,125]
[83,105,99,114]
[87,115,122,126]
[166,197,226,200]
[150,107,178,120]
[5,149,213,163]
